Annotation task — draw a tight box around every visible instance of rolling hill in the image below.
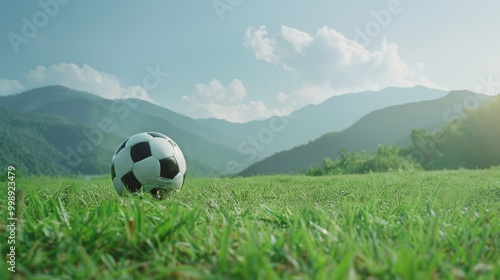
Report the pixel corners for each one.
[0,107,218,177]
[0,86,245,176]
[0,107,118,176]
[239,90,493,176]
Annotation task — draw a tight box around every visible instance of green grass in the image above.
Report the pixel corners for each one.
[1,170,499,279]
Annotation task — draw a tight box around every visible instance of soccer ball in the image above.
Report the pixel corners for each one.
[111,132,187,198]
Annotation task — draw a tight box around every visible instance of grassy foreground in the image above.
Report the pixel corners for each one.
[1,169,499,279]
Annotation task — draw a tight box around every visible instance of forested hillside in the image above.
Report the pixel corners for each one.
[406,96,500,170]
[308,96,500,175]
[0,107,215,177]
[0,108,117,175]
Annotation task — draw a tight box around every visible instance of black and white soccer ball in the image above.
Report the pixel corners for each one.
[111,132,187,198]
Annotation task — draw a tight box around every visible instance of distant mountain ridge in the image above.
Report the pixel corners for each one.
[0,85,452,176]
[239,90,493,176]
[196,86,448,163]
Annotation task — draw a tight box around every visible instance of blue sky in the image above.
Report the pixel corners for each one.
[1,0,499,122]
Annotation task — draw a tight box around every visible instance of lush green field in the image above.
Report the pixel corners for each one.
[1,169,499,279]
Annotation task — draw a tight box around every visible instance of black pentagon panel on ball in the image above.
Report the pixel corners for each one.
[121,171,142,193]
[114,138,128,155]
[130,141,152,162]
[159,157,179,179]
[147,132,168,139]
[111,163,116,180]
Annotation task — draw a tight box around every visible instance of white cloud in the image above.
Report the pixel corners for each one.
[246,25,443,109]
[1,63,154,102]
[281,27,414,89]
[281,25,313,53]
[23,63,154,102]
[0,79,23,96]
[243,26,277,63]
[186,25,443,122]
[277,91,289,103]
[185,79,287,123]
[194,78,246,103]
[227,79,247,103]
[195,79,227,101]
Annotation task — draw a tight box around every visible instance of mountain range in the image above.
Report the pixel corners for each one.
[195,86,447,162]
[239,90,493,175]
[1,85,485,177]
